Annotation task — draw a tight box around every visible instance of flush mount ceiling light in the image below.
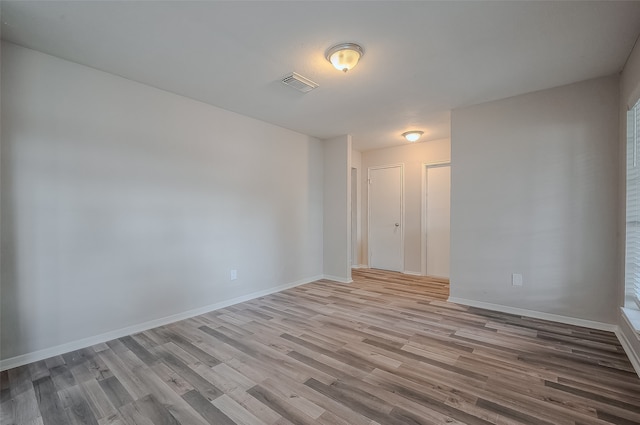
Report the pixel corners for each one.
[402,131,424,142]
[325,43,364,73]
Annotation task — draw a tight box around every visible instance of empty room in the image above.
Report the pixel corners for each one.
[2,1,640,424]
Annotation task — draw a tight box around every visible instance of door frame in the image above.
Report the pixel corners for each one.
[367,163,405,271]
[421,161,451,276]
[351,167,359,267]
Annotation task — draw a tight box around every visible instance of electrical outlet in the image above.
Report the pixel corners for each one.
[230,270,237,281]
[512,273,523,286]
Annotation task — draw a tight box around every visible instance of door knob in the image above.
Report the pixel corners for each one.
[395,223,400,227]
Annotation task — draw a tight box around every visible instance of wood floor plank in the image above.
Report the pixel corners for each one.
[226,388,282,425]
[260,377,325,419]
[117,401,155,425]
[0,397,15,425]
[475,398,554,425]
[131,394,180,425]
[211,394,268,425]
[8,366,32,398]
[152,345,223,401]
[126,361,210,425]
[3,269,640,425]
[97,351,148,401]
[11,387,40,425]
[79,379,117,420]
[21,417,45,425]
[304,377,404,425]
[247,384,316,425]
[97,377,133,409]
[198,363,255,393]
[58,384,99,425]
[153,328,221,368]
[182,390,236,425]
[49,365,77,393]
[264,373,374,425]
[118,337,157,367]
[149,362,195,396]
[97,412,126,425]
[27,362,49,383]
[32,377,69,425]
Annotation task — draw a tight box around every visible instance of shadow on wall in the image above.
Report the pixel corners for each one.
[1,132,26,361]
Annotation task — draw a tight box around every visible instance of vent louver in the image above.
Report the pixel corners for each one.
[281,72,319,93]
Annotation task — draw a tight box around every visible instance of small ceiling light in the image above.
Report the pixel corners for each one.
[402,131,424,142]
[325,43,364,73]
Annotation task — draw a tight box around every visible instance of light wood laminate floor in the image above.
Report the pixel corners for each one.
[2,269,640,425]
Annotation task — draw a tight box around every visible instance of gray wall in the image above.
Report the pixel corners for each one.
[1,42,324,360]
[450,76,619,324]
[323,135,352,282]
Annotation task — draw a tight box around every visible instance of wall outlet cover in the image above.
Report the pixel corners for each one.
[512,273,523,286]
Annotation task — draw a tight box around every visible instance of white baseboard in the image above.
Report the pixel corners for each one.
[618,310,640,378]
[447,297,617,332]
[403,271,423,276]
[351,264,369,269]
[322,274,353,284]
[425,274,450,280]
[0,274,323,372]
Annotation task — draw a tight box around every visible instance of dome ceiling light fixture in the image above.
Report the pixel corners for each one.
[325,43,364,73]
[402,131,424,142]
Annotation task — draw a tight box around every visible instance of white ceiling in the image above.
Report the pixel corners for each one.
[2,1,640,152]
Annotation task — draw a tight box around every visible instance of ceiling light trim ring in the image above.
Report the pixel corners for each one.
[325,42,364,72]
[402,131,424,142]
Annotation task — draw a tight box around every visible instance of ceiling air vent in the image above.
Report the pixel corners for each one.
[281,72,319,93]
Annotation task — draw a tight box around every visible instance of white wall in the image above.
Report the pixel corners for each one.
[323,135,352,282]
[0,42,324,362]
[351,149,362,266]
[450,76,619,324]
[424,164,451,278]
[361,139,451,274]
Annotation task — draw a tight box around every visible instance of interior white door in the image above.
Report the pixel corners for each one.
[426,165,451,278]
[369,165,403,272]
